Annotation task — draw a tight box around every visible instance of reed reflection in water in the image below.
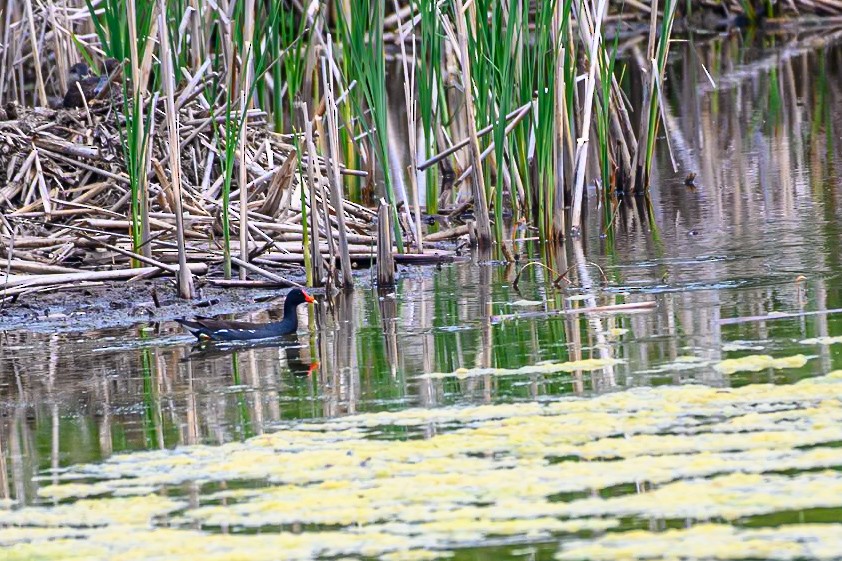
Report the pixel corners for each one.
[2,30,842,507]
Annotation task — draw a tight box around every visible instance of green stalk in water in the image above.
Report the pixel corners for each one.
[139,345,161,448]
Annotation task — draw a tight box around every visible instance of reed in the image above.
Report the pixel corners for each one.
[322,38,355,287]
[737,0,757,22]
[214,0,282,279]
[392,1,423,252]
[0,0,701,294]
[595,31,620,229]
[633,0,678,193]
[337,0,404,251]
[238,0,256,281]
[413,0,443,216]
[293,136,315,287]
[157,0,194,298]
[532,0,568,241]
[486,0,516,253]
[86,0,156,261]
[217,99,238,280]
[451,0,492,251]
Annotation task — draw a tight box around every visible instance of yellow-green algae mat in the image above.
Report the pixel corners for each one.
[4,372,842,560]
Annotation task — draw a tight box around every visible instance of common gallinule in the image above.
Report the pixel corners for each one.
[63,59,121,108]
[177,288,315,341]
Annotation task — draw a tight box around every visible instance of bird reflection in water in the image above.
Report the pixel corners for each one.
[183,336,319,377]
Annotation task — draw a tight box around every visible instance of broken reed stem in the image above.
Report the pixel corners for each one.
[376,198,395,287]
[0,263,209,294]
[237,0,258,281]
[230,256,301,287]
[316,146,338,287]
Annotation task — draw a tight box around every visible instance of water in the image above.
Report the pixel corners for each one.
[2,30,842,560]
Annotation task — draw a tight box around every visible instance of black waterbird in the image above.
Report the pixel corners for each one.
[63,59,121,108]
[177,288,315,341]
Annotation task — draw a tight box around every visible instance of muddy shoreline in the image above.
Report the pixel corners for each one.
[0,275,319,335]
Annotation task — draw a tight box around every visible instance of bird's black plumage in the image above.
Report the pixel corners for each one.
[63,59,122,108]
[177,288,315,341]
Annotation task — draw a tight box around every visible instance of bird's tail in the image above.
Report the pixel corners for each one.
[175,318,208,339]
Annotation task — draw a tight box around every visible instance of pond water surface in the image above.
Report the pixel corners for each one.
[2,29,842,561]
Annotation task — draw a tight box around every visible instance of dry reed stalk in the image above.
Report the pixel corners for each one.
[230,256,301,287]
[571,0,608,232]
[630,0,659,194]
[77,231,179,274]
[126,0,143,122]
[238,0,255,280]
[301,103,325,286]
[31,147,51,217]
[629,0,678,192]
[452,0,492,250]
[0,263,209,293]
[0,6,13,104]
[206,279,298,289]
[310,111,338,285]
[453,103,532,186]
[138,92,159,259]
[48,5,68,99]
[24,0,47,106]
[321,39,354,288]
[1,259,80,274]
[418,100,533,170]
[316,163,338,286]
[158,0,195,299]
[424,224,469,242]
[238,89,251,280]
